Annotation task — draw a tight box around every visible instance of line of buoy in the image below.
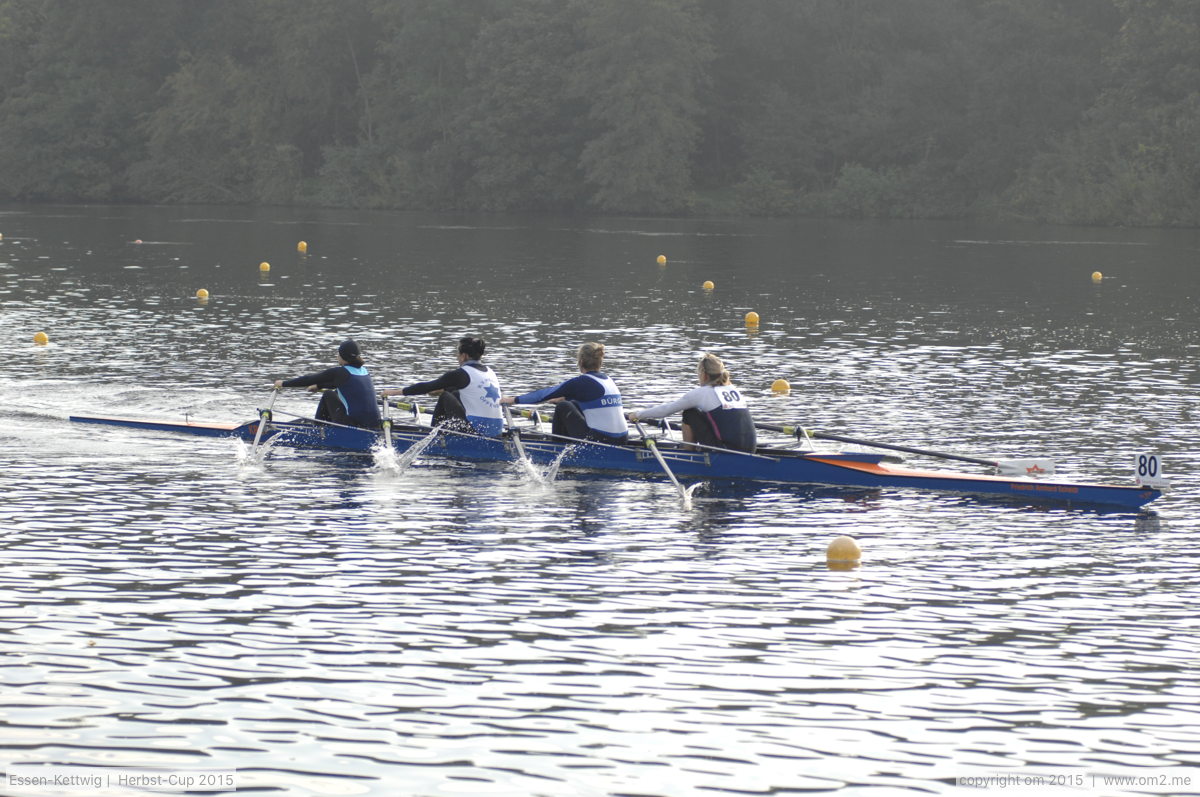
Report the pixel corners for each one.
[1092,270,1103,282]
[196,288,209,299]
[259,261,270,273]
[656,253,776,392]
[297,241,308,254]
[33,331,48,345]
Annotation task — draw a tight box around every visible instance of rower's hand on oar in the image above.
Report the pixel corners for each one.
[500,396,515,405]
[625,411,640,423]
[272,380,283,390]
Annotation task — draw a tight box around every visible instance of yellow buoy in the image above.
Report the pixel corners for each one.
[771,378,790,394]
[297,241,308,254]
[259,261,271,272]
[33,331,49,345]
[702,280,714,291]
[745,311,760,326]
[827,535,861,563]
[196,288,209,299]
[1091,271,1103,282]
[656,254,667,265]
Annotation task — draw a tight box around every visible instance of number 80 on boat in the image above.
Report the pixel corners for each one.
[1135,453,1170,489]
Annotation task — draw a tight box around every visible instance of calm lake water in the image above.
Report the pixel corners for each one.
[1,204,1198,796]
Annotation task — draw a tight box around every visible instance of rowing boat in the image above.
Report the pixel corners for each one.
[67,410,1164,510]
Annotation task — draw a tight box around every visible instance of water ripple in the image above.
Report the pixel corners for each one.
[1,208,1197,794]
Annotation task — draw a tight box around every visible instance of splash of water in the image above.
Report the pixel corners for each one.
[375,428,439,473]
[372,441,400,471]
[233,435,280,468]
[512,441,577,485]
[542,445,575,482]
[514,453,545,484]
[681,481,704,510]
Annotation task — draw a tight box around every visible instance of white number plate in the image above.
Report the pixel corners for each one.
[1135,453,1170,489]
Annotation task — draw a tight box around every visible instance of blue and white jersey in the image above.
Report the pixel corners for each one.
[460,362,503,436]
[515,371,628,440]
[575,373,627,438]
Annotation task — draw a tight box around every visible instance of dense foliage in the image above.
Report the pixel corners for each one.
[1,0,1197,225]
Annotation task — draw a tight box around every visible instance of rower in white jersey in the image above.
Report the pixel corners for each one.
[626,353,756,453]
[501,342,629,443]
[380,336,504,436]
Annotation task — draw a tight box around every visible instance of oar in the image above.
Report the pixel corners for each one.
[382,397,425,424]
[250,388,279,457]
[380,391,394,453]
[502,404,538,478]
[757,422,1054,475]
[634,421,696,508]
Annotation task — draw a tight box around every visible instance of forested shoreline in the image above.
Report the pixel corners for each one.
[1,0,1198,226]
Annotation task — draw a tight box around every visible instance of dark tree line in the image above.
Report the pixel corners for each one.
[1,0,1198,225]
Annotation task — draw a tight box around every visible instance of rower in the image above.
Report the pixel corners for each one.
[626,353,756,453]
[501,342,629,444]
[381,336,503,436]
[272,339,382,429]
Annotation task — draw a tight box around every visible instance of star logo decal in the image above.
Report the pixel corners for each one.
[483,384,501,404]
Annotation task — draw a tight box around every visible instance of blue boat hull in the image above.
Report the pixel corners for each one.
[68,414,1162,510]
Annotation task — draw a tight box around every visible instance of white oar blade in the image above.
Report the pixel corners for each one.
[996,458,1056,477]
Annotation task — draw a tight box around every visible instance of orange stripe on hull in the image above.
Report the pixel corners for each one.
[807,456,1075,488]
[808,456,1006,481]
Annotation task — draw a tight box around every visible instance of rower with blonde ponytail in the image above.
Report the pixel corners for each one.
[626,353,756,453]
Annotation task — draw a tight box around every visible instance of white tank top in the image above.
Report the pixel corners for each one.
[460,363,503,436]
[577,373,627,437]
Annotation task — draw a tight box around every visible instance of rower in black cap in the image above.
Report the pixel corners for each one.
[272,339,382,428]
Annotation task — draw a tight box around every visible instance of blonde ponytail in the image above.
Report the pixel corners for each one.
[699,353,731,386]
